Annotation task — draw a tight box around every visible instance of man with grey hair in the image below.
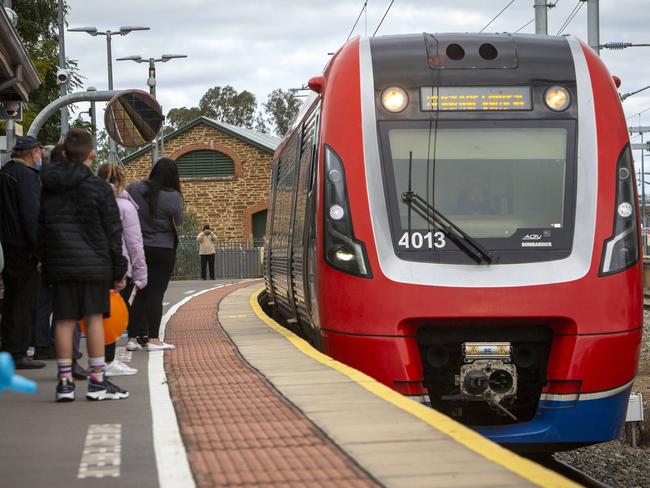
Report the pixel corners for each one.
[0,136,45,369]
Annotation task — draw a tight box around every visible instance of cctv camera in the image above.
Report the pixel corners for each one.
[4,8,18,28]
[4,101,20,118]
[56,69,69,85]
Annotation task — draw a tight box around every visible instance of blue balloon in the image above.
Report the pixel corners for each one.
[0,352,37,394]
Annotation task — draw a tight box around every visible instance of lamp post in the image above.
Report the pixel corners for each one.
[68,26,150,162]
[116,54,187,162]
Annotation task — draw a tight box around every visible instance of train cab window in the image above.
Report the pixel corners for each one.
[379,120,576,264]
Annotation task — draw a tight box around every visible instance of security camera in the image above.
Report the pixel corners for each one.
[56,69,69,85]
[4,8,18,28]
[4,101,20,118]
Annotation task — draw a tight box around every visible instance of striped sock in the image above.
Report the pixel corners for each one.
[88,356,105,383]
[57,359,73,381]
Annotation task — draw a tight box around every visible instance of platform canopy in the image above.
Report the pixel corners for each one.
[0,7,40,103]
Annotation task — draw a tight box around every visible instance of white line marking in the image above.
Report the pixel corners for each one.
[115,347,132,363]
[182,289,196,295]
[162,302,170,306]
[78,424,121,479]
[149,282,234,488]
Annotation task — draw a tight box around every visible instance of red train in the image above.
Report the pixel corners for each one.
[263,33,642,451]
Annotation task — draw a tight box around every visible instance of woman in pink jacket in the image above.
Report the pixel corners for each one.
[97,164,148,376]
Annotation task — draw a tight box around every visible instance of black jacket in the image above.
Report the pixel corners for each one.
[38,161,127,284]
[0,159,41,252]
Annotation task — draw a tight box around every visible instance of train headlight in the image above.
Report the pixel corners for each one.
[544,86,571,112]
[600,145,639,276]
[334,249,355,262]
[381,86,408,113]
[323,145,372,278]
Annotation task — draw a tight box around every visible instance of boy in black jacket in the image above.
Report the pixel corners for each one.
[39,129,129,402]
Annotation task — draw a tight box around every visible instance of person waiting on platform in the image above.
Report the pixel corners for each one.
[197,224,218,280]
[97,163,147,377]
[39,129,128,402]
[0,136,45,370]
[126,158,183,352]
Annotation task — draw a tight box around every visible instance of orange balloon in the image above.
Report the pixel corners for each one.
[79,290,129,344]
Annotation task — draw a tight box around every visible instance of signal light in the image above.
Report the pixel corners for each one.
[381,86,408,113]
[544,85,571,112]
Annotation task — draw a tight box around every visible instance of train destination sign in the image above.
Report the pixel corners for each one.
[420,86,532,111]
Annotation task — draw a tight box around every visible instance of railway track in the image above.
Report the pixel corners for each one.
[527,455,611,488]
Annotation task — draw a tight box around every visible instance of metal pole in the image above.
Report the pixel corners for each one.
[148,58,158,164]
[587,0,600,55]
[27,90,120,138]
[159,111,165,158]
[87,87,97,148]
[106,33,113,90]
[642,132,646,231]
[57,0,68,140]
[534,0,548,35]
[4,119,15,164]
[105,32,118,162]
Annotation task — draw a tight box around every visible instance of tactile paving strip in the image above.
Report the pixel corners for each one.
[164,282,379,487]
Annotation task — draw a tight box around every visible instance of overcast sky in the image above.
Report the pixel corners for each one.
[64,1,650,142]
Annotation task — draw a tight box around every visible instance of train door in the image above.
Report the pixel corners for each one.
[303,108,321,342]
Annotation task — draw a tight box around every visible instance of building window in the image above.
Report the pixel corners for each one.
[176,150,235,178]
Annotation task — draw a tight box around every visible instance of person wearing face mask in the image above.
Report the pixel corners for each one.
[0,136,45,369]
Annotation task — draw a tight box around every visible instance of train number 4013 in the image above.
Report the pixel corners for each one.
[398,231,446,249]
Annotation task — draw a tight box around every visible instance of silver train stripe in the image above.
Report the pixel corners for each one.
[539,379,634,402]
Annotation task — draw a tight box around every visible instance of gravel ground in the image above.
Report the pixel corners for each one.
[554,310,649,488]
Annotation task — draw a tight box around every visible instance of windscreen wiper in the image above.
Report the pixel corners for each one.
[401,191,494,264]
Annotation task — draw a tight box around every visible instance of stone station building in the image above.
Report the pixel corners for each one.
[122,117,280,244]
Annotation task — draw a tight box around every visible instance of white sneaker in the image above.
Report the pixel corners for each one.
[147,342,175,351]
[105,360,138,377]
[126,341,143,351]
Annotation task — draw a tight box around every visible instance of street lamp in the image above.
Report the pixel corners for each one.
[68,26,150,162]
[116,54,187,162]
[116,54,187,98]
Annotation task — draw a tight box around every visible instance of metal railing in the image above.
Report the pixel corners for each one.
[172,237,264,280]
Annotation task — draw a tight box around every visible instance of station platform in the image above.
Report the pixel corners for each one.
[0,280,578,487]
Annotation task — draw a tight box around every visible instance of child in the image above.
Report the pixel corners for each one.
[38,129,128,402]
[97,163,147,376]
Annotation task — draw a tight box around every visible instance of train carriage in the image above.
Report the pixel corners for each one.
[263,32,642,451]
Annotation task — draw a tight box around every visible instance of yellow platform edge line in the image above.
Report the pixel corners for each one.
[248,288,580,488]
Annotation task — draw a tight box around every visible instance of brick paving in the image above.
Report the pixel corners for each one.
[164,282,379,487]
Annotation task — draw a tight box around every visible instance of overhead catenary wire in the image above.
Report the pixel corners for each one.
[515,1,559,33]
[514,18,535,33]
[556,0,585,36]
[372,0,396,37]
[480,0,517,33]
[627,106,650,120]
[346,1,368,42]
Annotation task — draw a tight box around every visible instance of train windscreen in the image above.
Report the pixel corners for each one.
[379,121,576,263]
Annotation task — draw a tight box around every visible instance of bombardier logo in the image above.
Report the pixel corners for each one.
[522,234,542,240]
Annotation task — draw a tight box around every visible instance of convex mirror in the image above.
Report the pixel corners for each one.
[105,89,163,147]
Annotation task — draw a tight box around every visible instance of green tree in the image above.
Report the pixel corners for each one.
[166,106,202,130]
[198,85,257,128]
[263,89,301,136]
[14,0,83,144]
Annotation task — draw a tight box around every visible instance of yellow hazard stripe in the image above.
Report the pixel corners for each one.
[249,288,579,488]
